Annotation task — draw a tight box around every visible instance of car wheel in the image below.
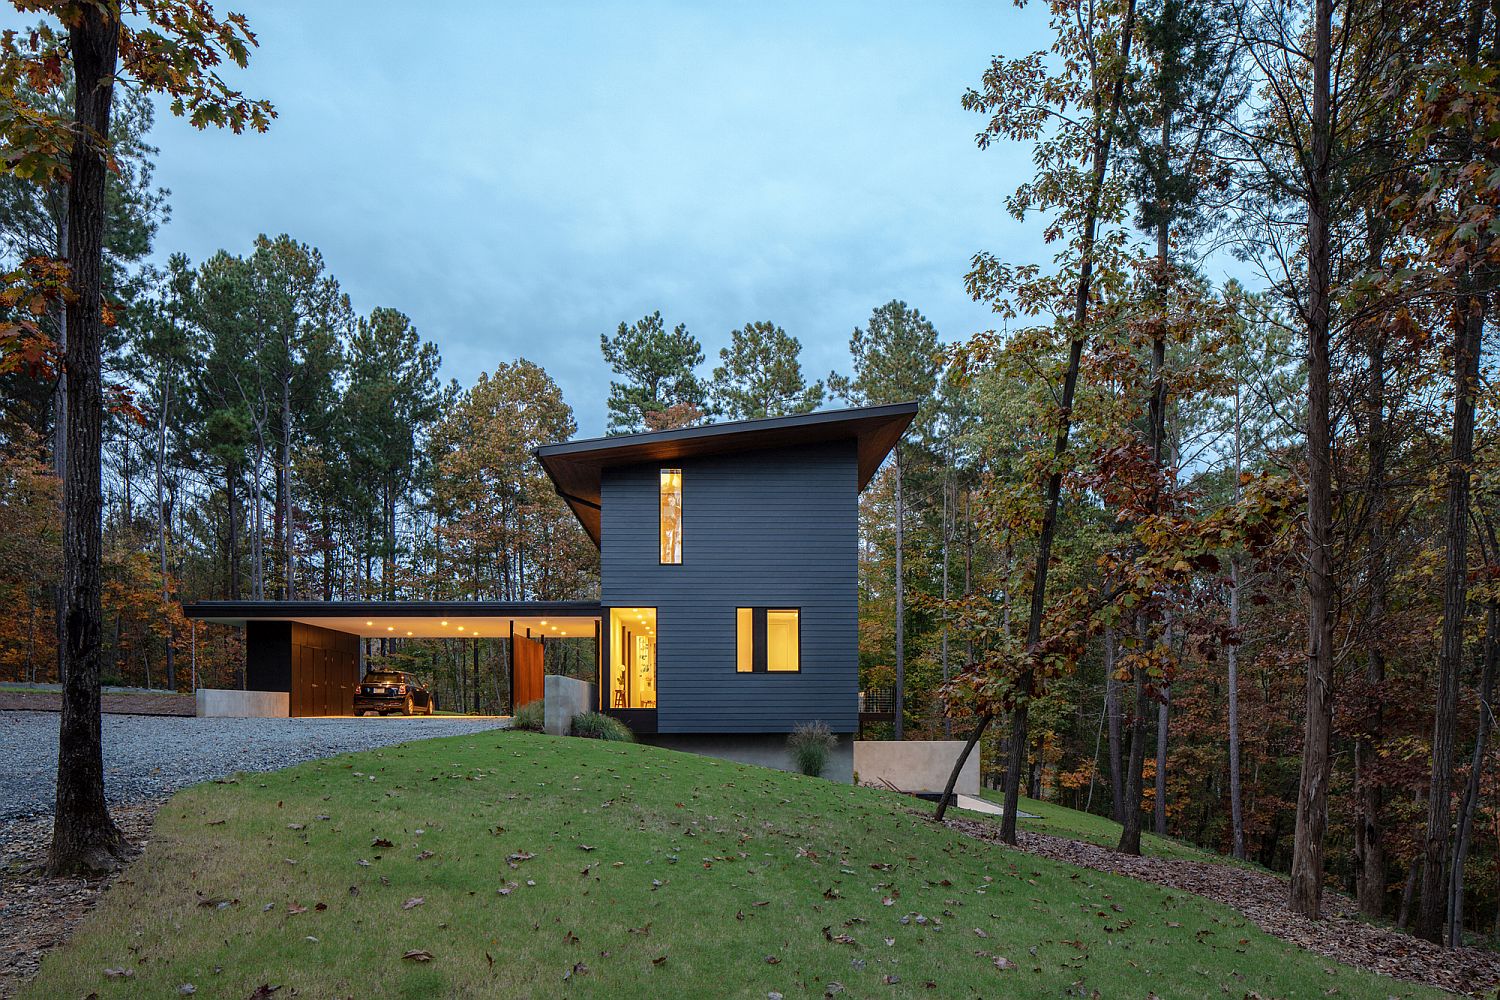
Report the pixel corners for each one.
[403,696,413,717]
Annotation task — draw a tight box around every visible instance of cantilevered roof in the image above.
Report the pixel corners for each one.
[183,600,603,640]
[534,401,918,546]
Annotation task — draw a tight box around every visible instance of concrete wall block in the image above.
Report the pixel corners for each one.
[852,740,979,795]
[196,688,289,718]
[544,674,596,736]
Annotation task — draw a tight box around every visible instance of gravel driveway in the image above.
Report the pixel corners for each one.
[0,711,508,821]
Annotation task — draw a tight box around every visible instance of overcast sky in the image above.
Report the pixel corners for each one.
[27,2,1061,436]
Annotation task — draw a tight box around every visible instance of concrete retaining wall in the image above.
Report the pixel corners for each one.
[543,674,596,736]
[196,688,289,718]
[853,740,979,795]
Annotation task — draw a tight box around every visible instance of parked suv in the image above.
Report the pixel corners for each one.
[355,671,436,716]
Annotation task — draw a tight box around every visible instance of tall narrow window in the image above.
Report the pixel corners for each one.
[735,607,800,673]
[660,469,682,564]
[736,608,754,673]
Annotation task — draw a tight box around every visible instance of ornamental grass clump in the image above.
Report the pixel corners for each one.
[513,699,544,732]
[787,720,837,777]
[571,711,635,742]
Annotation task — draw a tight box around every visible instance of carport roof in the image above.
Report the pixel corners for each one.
[183,600,603,640]
[534,401,918,546]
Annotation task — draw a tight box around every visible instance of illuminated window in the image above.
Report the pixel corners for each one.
[766,610,799,671]
[608,608,657,709]
[736,608,754,672]
[735,607,800,673]
[660,469,682,564]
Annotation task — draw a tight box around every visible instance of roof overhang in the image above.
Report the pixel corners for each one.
[535,401,918,546]
[183,601,603,640]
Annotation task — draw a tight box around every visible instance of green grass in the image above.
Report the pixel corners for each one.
[978,789,1238,863]
[26,734,1440,999]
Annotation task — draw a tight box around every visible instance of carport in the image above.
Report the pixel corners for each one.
[184,601,603,717]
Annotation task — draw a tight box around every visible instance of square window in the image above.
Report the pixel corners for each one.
[735,607,800,673]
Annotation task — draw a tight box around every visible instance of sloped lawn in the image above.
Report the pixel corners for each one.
[26,733,1443,999]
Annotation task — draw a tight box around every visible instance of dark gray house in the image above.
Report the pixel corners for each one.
[186,402,916,777]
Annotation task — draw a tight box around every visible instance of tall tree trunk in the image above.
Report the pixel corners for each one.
[226,460,240,600]
[281,369,295,599]
[53,214,68,688]
[1290,0,1336,919]
[1448,596,1497,947]
[1227,383,1247,861]
[1154,688,1170,836]
[1356,298,1389,916]
[894,445,906,741]
[1145,106,1173,844]
[156,368,175,690]
[49,3,128,876]
[941,460,951,739]
[249,426,266,600]
[1119,630,1151,855]
[1417,0,1490,939]
[1106,625,1125,824]
[935,0,1138,830]
[1416,279,1484,944]
[1227,559,1246,859]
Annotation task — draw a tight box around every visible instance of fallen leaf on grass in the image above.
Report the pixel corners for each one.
[993,956,1015,970]
[371,837,394,848]
[247,986,281,999]
[415,850,435,861]
[765,955,782,965]
[195,896,238,910]
[402,897,425,910]
[652,954,668,966]
[402,950,434,963]
[103,968,133,979]
[286,903,307,915]
[562,961,589,981]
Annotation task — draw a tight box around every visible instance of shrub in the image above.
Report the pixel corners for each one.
[787,720,837,777]
[570,711,634,742]
[513,699,544,732]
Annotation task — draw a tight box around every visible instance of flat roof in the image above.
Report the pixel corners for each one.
[535,401,918,545]
[183,600,603,640]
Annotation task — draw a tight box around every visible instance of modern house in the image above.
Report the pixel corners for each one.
[186,401,917,779]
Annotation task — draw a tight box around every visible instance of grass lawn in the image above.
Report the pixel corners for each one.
[978,789,1242,864]
[27,734,1440,999]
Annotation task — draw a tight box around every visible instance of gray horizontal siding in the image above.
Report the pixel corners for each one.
[601,440,858,733]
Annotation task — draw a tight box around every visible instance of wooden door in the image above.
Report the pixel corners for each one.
[513,635,544,712]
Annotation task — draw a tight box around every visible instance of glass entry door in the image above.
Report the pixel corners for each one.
[608,608,657,709]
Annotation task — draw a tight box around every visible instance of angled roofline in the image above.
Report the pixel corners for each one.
[534,401,919,547]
